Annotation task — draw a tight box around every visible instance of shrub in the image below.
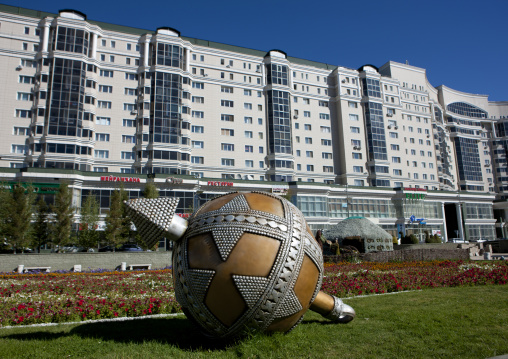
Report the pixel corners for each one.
[392,236,398,244]
[401,234,419,244]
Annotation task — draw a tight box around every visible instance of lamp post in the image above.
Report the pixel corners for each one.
[346,183,350,218]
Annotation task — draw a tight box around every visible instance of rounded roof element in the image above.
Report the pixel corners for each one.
[358,64,379,73]
[156,27,180,37]
[59,9,87,20]
[265,49,287,59]
[323,217,392,241]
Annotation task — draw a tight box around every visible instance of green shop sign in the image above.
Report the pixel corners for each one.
[405,193,426,200]
[6,182,60,194]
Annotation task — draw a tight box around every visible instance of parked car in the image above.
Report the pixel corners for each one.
[98,245,115,252]
[99,244,143,252]
[118,244,143,252]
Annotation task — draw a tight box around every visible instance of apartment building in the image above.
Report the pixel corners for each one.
[0,5,506,242]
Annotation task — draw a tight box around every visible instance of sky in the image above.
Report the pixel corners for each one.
[4,0,507,101]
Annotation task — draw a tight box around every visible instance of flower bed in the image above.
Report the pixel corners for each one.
[0,269,179,327]
[322,260,508,297]
[1,261,507,327]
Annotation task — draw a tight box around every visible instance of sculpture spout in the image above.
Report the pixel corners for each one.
[310,291,355,323]
[124,197,188,249]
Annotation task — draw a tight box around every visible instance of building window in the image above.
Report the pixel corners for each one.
[245,160,254,168]
[94,150,109,158]
[15,109,32,118]
[350,126,360,133]
[192,111,204,118]
[191,125,204,133]
[122,135,135,143]
[221,114,234,122]
[222,158,235,166]
[11,144,27,154]
[353,166,363,173]
[98,101,112,109]
[221,100,234,107]
[99,70,113,77]
[192,141,204,149]
[221,128,234,136]
[244,103,253,110]
[322,152,332,159]
[121,151,135,160]
[349,114,359,121]
[191,156,204,164]
[245,145,253,152]
[95,133,110,142]
[97,117,111,126]
[352,153,362,159]
[307,165,314,172]
[245,131,253,138]
[99,85,112,93]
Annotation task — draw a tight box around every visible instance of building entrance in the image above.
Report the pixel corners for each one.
[444,203,459,241]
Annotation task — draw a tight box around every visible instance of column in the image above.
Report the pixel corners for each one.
[441,202,448,242]
[91,33,98,59]
[457,202,465,240]
[143,39,149,67]
[42,23,50,52]
[184,47,190,72]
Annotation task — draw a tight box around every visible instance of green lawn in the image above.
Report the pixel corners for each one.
[1,285,507,359]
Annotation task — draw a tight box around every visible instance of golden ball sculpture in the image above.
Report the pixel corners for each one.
[125,191,355,340]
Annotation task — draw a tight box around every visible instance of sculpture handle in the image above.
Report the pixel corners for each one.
[309,291,355,323]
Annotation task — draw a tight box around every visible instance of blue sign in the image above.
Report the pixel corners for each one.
[409,215,416,223]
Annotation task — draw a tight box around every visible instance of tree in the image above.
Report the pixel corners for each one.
[78,195,100,251]
[143,181,159,199]
[105,185,130,251]
[32,198,50,253]
[2,185,36,253]
[51,182,74,252]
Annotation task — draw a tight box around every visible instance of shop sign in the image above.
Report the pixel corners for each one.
[409,215,426,224]
[100,176,141,183]
[207,181,233,187]
[5,182,59,194]
[272,185,289,195]
[176,213,191,219]
[405,193,426,200]
[404,187,427,192]
[166,177,183,184]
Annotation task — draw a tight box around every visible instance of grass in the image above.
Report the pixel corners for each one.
[1,285,507,358]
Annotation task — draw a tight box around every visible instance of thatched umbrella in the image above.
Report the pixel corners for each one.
[323,217,393,253]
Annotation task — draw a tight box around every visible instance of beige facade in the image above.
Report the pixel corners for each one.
[0,5,506,241]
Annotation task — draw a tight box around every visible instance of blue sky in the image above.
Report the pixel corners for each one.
[4,0,507,101]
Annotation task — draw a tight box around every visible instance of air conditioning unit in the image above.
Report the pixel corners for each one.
[427,135,430,138]
[387,125,391,129]
[226,65,231,68]
[16,65,23,71]
[394,126,398,130]
[353,146,358,150]
[203,74,208,77]
[386,113,393,117]
[293,115,298,119]
[256,69,261,73]
[357,146,361,150]
[130,110,138,115]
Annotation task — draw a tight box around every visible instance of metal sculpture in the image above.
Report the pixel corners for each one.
[125,192,354,339]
